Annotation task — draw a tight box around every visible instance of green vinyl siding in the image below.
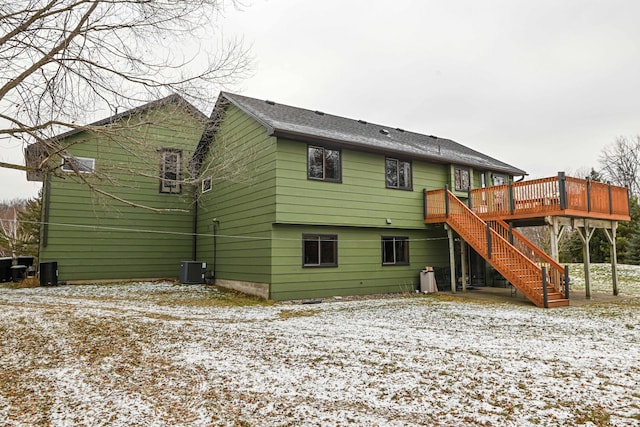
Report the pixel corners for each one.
[275,139,448,228]
[196,105,277,284]
[269,225,448,300]
[40,104,204,281]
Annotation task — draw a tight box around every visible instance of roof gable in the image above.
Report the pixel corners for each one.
[216,92,526,176]
[25,94,207,181]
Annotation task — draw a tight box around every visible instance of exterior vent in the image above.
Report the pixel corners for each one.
[265,100,275,105]
[379,129,389,135]
[358,119,367,124]
[315,110,325,116]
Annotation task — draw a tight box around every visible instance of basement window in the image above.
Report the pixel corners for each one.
[159,148,182,194]
[61,156,95,173]
[303,234,338,267]
[382,236,410,265]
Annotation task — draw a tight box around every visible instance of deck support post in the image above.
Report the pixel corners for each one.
[460,240,468,292]
[546,216,567,262]
[603,222,619,296]
[446,225,457,293]
[564,265,570,300]
[576,221,595,299]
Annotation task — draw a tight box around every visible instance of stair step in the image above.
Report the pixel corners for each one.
[546,299,570,308]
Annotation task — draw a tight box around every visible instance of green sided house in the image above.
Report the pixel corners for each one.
[26,92,630,306]
[191,93,527,301]
[26,95,208,281]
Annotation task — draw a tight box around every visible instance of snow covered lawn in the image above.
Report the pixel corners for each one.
[1,278,639,426]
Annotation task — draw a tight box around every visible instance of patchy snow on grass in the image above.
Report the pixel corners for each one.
[568,263,640,296]
[1,281,639,426]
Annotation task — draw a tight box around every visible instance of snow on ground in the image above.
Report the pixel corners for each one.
[568,263,640,296]
[1,278,639,427]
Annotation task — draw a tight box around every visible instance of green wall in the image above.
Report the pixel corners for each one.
[40,103,204,281]
[196,105,277,284]
[275,139,448,228]
[195,105,515,300]
[269,225,448,300]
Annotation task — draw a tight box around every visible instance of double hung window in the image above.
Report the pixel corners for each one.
[160,149,182,194]
[454,167,470,191]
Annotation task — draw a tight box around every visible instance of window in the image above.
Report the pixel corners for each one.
[492,174,506,186]
[385,158,412,190]
[303,234,338,267]
[159,149,182,194]
[202,177,212,193]
[382,236,410,265]
[308,145,341,182]
[61,156,95,173]
[454,167,470,191]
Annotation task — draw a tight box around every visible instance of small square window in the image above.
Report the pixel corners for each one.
[202,177,212,193]
[308,145,341,182]
[454,167,470,191]
[382,236,410,265]
[159,148,182,194]
[492,174,506,186]
[386,158,412,190]
[61,156,95,173]
[303,234,338,267]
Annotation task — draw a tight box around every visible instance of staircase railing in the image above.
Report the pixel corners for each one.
[489,220,568,298]
[425,188,564,307]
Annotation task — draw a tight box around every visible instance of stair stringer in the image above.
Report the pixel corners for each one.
[442,192,564,307]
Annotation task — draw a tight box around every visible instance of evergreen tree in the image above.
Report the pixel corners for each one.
[16,193,41,260]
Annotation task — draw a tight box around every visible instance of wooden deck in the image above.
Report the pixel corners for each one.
[422,174,630,308]
[425,174,630,226]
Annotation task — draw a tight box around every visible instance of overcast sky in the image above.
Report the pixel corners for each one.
[2,0,640,200]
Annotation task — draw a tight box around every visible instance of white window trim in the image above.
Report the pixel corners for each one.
[202,177,212,193]
[61,156,95,173]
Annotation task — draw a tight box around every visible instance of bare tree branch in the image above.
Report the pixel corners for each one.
[599,135,640,198]
[1,0,252,210]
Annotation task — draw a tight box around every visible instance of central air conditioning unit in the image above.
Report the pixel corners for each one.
[179,261,207,284]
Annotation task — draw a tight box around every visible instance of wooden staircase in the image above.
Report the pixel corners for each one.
[425,189,569,308]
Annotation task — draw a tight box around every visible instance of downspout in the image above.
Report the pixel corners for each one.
[212,219,219,281]
[192,188,198,261]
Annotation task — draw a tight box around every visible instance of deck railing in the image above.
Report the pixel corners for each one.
[464,173,630,221]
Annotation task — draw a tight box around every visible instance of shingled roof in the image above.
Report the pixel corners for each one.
[206,92,526,176]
